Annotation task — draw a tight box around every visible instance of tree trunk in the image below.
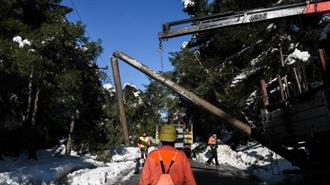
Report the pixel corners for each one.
[24,69,34,122]
[65,114,75,156]
[28,87,40,160]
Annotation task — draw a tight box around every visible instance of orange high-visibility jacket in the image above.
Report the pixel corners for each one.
[208,136,217,145]
[139,145,196,185]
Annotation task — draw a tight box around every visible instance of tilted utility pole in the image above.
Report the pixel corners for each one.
[111,56,130,146]
[112,51,252,136]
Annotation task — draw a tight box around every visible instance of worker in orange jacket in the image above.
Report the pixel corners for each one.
[139,124,196,185]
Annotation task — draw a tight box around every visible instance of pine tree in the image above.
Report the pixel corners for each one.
[0,0,107,158]
[170,0,324,144]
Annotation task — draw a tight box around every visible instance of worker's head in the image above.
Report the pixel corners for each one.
[159,124,177,143]
[143,132,147,137]
[212,134,216,137]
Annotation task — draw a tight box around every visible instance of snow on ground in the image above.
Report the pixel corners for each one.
[0,146,140,185]
[194,142,302,185]
[1,142,302,185]
[0,149,100,185]
[67,147,139,185]
[67,161,134,185]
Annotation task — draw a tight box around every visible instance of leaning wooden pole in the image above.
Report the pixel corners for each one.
[319,48,329,86]
[111,56,130,146]
[112,51,252,136]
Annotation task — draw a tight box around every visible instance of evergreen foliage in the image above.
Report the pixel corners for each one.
[172,0,326,144]
[0,0,109,157]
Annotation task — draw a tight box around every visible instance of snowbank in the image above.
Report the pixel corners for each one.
[0,146,140,185]
[194,142,301,185]
[112,147,140,162]
[67,161,134,185]
[0,149,99,185]
[67,147,140,185]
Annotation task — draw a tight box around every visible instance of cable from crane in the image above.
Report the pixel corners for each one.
[159,39,164,72]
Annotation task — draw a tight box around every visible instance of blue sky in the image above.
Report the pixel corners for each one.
[61,0,191,90]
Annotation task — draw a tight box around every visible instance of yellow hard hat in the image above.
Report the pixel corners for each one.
[159,124,177,142]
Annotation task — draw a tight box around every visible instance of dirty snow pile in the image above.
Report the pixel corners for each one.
[194,142,301,185]
[0,146,140,185]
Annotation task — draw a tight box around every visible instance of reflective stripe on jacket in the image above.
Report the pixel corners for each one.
[139,145,196,185]
[208,136,217,145]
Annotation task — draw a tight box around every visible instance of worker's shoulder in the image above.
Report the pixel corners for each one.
[148,148,187,160]
[148,149,158,156]
[176,150,189,160]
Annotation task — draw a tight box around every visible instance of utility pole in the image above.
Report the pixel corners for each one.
[112,51,252,136]
[111,56,130,146]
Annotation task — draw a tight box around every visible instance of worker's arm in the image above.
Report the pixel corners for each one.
[183,154,197,185]
[139,155,152,185]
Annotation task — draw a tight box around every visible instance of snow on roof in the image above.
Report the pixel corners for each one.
[12,36,32,48]
[285,48,310,65]
[182,0,194,8]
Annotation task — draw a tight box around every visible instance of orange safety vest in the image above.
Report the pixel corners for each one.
[139,145,196,185]
[208,136,217,145]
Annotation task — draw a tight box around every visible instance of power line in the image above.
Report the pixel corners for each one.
[68,0,108,70]
[69,0,91,38]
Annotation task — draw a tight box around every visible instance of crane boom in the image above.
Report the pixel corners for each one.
[159,0,330,39]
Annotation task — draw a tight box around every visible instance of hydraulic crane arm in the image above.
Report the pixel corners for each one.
[159,0,330,39]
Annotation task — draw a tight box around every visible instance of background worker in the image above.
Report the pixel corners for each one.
[207,133,219,166]
[183,127,193,158]
[139,124,196,185]
[138,132,152,165]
